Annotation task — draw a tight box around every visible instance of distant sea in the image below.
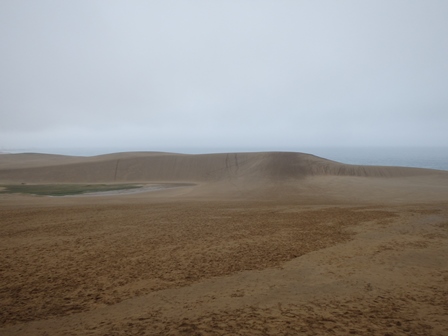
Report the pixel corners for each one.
[4,147,448,171]
[299,147,448,171]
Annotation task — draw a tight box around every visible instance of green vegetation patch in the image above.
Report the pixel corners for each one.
[0,184,142,196]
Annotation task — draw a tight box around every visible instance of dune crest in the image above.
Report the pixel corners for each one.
[0,151,443,184]
[1,151,447,203]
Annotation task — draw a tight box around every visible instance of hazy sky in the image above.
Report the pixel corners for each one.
[1,1,448,154]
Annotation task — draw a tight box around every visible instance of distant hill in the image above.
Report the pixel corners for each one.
[1,151,447,203]
[0,151,443,184]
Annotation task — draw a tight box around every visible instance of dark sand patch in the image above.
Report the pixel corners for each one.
[75,183,195,197]
[0,184,143,196]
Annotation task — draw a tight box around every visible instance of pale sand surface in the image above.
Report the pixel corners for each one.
[1,152,448,335]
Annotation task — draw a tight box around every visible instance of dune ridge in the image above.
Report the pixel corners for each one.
[0,151,443,184]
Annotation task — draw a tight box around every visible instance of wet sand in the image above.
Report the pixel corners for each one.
[69,183,194,197]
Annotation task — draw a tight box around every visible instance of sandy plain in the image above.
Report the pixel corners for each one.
[1,151,448,335]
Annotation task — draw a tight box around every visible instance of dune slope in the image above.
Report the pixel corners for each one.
[0,151,443,184]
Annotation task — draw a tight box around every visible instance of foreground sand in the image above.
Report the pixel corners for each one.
[1,197,447,335]
[1,152,448,335]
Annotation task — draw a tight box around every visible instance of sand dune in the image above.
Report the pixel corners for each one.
[1,151,448,335]
[1,151,447,203]
[0,151,444,184]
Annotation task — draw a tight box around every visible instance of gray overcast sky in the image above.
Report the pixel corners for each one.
[1,0,448,153]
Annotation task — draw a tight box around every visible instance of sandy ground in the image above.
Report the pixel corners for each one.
[1,198,447,335]
[1,152,448,335]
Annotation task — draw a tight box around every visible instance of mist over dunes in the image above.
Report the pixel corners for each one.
[0,151,443,183]
[1,151,447,203]
[2,1,448,333]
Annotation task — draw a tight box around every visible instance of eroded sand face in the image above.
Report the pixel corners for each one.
[1,199,447,335]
